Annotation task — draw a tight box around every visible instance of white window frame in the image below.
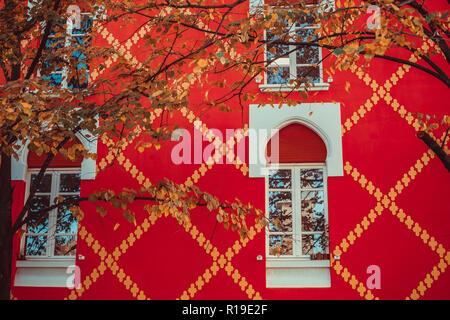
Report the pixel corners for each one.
[20,168,81,260]
[15,167,81,287]
[265,163,329,259]
[38,11,93,89]
[265,163,331,288]
[258,1,332,91]
[263,16,323,82]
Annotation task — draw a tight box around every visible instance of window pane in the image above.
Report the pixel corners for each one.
[300,169,324,188]
[295,13,317,28]
[296,66,320,83]
[267,66,290,84]
[70,36,88,59]
[56,195,79,234]
[27,195,50,233]
[25,235,47,256]
[49,19,66,36]
[45,36,65,51]
[71,16,93,35]
[59,174,81,193]
[30,174,52,193]
[302,234,328,259]
[56,196,79,234]
[42,37,65,86]
[54,235,77,256]
[269,235,293,256]
[266,31,290,61]
[301,190,325,232]
[295,29,320,65]
[67,34,90,89]
[269,191,292,232]
[296,46,320,65]
[42,72,63,87]
[67,63,89,89]
[69,35,92,60]
[269,169,291,189]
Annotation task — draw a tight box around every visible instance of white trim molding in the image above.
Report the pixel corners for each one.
[11,130,98,181]
[259,83,330,92]
[267,260,331,288]
[14,258,75,287]
[248,103,343,177]
[250,0,336,14]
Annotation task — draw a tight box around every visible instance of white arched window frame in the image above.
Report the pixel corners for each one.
[13,130,96,287]
[249,103,343,178]
[249,102,342,288]
[11,129,98,182]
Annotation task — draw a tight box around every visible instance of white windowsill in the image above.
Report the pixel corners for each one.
[266,258,331,288]
[267,257,330,268]
[17,258,75,268]
[15,258,76,287]
[259,83,330,92]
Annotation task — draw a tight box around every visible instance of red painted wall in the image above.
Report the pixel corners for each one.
[8,0,450,300]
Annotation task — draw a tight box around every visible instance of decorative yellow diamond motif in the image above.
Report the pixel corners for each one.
[12,15,449,301]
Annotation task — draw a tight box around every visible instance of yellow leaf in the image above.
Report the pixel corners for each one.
[22,102,32,115]
[345,81,351,92]
[197,59,208,68]
[193,66,202,73]
[152,90,163,97]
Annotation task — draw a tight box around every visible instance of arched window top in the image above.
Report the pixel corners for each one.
[27,139,83,168]
[12,129,98,181]
[266,122,327,164]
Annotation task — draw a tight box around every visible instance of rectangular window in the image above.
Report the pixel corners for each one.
[40,13,93,89]
[265,3,323,85]
[266,165,329,260]
[23,169,81,258]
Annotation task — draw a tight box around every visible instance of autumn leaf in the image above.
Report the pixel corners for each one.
[197,59,208,68]
[345,81,351,92]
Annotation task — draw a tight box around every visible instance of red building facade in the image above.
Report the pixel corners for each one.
[7,0,450,300]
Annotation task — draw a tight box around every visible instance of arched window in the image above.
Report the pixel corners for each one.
[265,123,330,288]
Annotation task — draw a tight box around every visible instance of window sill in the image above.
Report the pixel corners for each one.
[259,83,330,92]
[15,258,76,287]
[267,257,330,268]
[266,257,331,288]
[17,258,75,268]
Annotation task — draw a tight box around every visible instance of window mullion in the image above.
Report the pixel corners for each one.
[317,27,324,83]
[292,168,300,256]
[298,167,304,257]
[47,173,59,257]
[62,31,71,88]
[289,26,296,81]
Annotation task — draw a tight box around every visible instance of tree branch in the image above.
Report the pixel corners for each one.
[417,131,450,172]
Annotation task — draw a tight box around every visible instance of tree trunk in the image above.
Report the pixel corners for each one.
[0,152,13,300]
[417,131,450,173]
